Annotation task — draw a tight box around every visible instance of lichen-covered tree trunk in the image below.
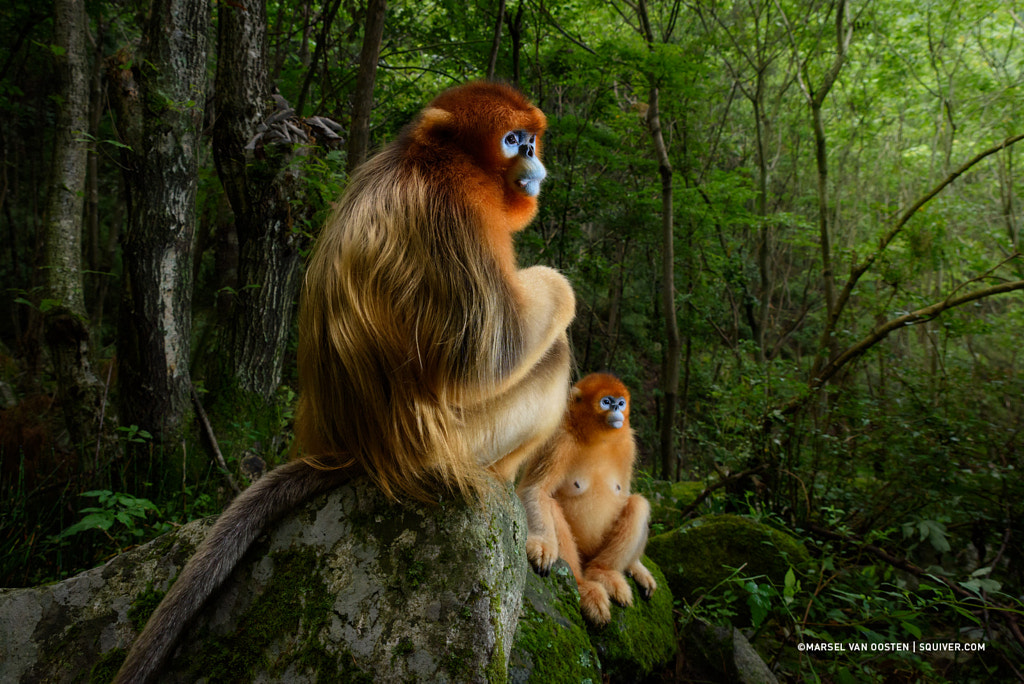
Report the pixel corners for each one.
[213,0,310,399]
[110,0,210,444]
[43,0,111,467]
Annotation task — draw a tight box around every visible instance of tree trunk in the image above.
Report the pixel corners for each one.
[752,93,770,365]
[486,0,506,80]
[637,0,681,480]
[295,0,342,118]
[213,0,338,401]
[647,82,680,481]
[43,0,111,468]
[506,3,524,89]
[346,0,387,174]
[110,0,210,444]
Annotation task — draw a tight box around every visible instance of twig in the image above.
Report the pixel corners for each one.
[677,464,769,519]
[806,522,1024,651]
[190,385,241,495]
[93,360,114,467]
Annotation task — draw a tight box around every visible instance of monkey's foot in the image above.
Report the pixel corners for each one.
[587,566,633,607]
[628,560,657,600]
[578,580,612,625]
[525,536,558,576]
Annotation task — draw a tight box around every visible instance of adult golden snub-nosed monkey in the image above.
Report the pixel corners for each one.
[114,81,575,684]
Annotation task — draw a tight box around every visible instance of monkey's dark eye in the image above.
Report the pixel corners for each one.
[504,132,518,146]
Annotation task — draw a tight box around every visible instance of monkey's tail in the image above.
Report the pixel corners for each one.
[113,459,353,684]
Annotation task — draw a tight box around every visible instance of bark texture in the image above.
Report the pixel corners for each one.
[109,0,210,442]
[43,0,110,463]
[214,0,340,399]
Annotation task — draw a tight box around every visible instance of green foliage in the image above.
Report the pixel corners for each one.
[116,424,153,444]
[3,1,1024,681]
[52,490,166,550]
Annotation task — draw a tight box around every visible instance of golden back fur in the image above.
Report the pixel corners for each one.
[294,83,550,503]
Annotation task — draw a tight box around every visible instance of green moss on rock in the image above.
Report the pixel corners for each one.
[636,479,709,531]
[510,558,677,684]
[588,557,676,683]
[509,563,602,684]
[181,546,340,682]
[670,481,705,508]
[126,584,165,631]
[646,514,809,606]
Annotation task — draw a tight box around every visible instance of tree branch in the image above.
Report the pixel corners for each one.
[813,277,1024,390]
[832,133,1024,323]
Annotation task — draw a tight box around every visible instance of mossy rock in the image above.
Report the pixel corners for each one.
[635,479,709,531]
[646,514,809,606]
[510,557,676,684]
[509,561,602,684]
[0,479,527,684]
[587,557,676,683]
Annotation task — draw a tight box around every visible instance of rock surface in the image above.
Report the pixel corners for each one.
[0,478,527,683]
[510,557,676,684]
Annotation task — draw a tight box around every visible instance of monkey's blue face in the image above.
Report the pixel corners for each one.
[600,395,628,429]
[501,129,546,197]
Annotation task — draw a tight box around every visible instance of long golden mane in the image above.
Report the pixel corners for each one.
[293,134,525,503]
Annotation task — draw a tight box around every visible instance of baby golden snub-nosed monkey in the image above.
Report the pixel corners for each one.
[518,372,657,625]
[114,81,575,684]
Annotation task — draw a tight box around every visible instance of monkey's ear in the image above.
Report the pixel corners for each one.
[570,387,583,402]
[417,107,454,137]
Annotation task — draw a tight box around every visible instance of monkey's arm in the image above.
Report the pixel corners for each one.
[497,265,575,395]
[113,461,352,684]
[455,264,573,477]
[517,438,574,574]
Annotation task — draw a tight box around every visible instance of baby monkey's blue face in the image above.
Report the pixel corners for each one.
[599,395,628,429]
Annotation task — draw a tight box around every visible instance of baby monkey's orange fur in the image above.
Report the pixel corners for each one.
[519,373,656,624]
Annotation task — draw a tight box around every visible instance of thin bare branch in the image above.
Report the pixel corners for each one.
[832,133,1024,325]
[813,277,1024,390]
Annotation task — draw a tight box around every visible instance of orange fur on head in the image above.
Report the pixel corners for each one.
[293,81,572,504]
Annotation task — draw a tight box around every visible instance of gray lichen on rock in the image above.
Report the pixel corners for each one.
[0,478,527,684]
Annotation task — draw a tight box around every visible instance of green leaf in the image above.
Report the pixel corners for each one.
[961,578,1002,594]
[783,567,798,604]
[57,513,114,539]
[38,299,61,313]
[901,621,922,639]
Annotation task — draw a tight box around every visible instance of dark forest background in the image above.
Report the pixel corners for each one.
[2,0,1023,680]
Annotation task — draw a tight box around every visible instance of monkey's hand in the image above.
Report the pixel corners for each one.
[628,560,657,601]
[511,266,575,379]
[525,534,559,577]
